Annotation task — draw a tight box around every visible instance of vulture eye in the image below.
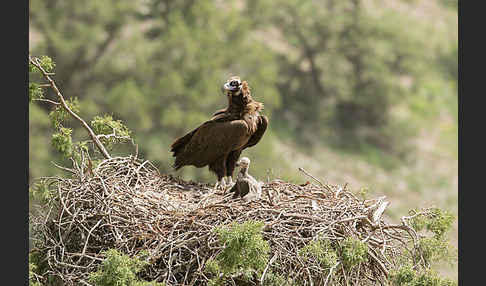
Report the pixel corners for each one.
[230,80,239,87]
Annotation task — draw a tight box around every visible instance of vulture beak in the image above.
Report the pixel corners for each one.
[235,161,241,167]
[223,78,242,93]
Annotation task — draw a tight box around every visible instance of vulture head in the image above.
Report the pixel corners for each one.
[223,76,242,94]
[235,157,250,170]
[222,76,260,112]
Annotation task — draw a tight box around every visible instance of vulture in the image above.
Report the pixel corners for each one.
[229,157,263,201]
[170,76,268,191]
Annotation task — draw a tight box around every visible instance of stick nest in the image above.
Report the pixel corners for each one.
[30,156,425,285]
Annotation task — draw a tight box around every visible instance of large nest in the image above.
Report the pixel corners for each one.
[30,155,426,285]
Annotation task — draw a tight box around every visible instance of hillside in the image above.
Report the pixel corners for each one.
[29,0,458,283]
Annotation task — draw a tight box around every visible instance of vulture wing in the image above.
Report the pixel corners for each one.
[232,180,250,199]
[243,115,268,149]
[171,119,251,170]
[228,181,238,194]
[224,115,268,177]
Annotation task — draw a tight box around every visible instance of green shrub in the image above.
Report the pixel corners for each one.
[390,266,457,286]
[390,264,416,285]
[88,249,164,286]
[339,237,369,268]
[411,208,455,239]
[418,237,456,266]
[29,251,49,286]
[262,271,292,286]
[299,239,338,269]
[207,220,270,284]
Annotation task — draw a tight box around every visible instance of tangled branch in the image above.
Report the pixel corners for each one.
[29,153,436,285]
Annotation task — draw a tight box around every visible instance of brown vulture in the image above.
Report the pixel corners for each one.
[170,76,268,191]
[229,157,263,201]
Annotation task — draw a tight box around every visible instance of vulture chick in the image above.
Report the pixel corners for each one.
[170,76,268,191]
[229,157,263,201]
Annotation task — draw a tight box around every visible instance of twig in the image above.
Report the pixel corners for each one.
[298,167,325,187]
[33,98,61,105]
[260,254,278,284]
[51,161,76,174]
[324,262,340,286]
[29,156,431,285]
[29,55,111,159]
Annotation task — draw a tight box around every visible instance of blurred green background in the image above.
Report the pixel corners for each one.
[29,0,457,280]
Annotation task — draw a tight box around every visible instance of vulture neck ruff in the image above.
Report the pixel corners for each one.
[238,166,249,177]
[225,82,264,133]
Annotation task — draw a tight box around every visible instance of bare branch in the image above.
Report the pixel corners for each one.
[29,156,437,285]
[29,55,111,159]
[32,98,61,105]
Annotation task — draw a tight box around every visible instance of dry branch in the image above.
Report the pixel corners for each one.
[30,156,428,285]
[29,56,111,160]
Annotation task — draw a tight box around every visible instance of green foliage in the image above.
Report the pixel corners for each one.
[358,187,370,200]
[207,220,269,284]
[29,56,64,181]
[29,0,458,179]
[29,254,43,286]
[247,0,428,152]
[411,208,455,239]
[29,83,44,102]
[412,270,457,286]
[339,237,368,268]
[91,114,132,149]
[28,1,457,282]
[29,180,52,204]
[29,54,134,166]
[29,251,49,286]
[51,127,73,158]
[29,262,43,286]
[425,209,455,239]
[391,264,416,285]
[418,237,456,266]
[29,55,55,73]
[390,266,457,286]
[299,239,338,269]
[91,114,131,137]
[89,249,164,286]
[48,97,80,128]
[262,272,292,286]
[408,209,457,267]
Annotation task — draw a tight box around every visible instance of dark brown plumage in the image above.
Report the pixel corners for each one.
[170,76,268,191]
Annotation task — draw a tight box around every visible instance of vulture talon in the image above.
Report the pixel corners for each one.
[214,177,227,193]
[223,176,235,193]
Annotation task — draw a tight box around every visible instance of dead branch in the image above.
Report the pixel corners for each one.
[29,155,427,285]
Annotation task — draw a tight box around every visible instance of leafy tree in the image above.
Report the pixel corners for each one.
[245,0,455,163]
[29,0,285,183]
[29,0,457,176]
[28,55,133,208]
[125,0,282,180]
[29,0,139,180]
